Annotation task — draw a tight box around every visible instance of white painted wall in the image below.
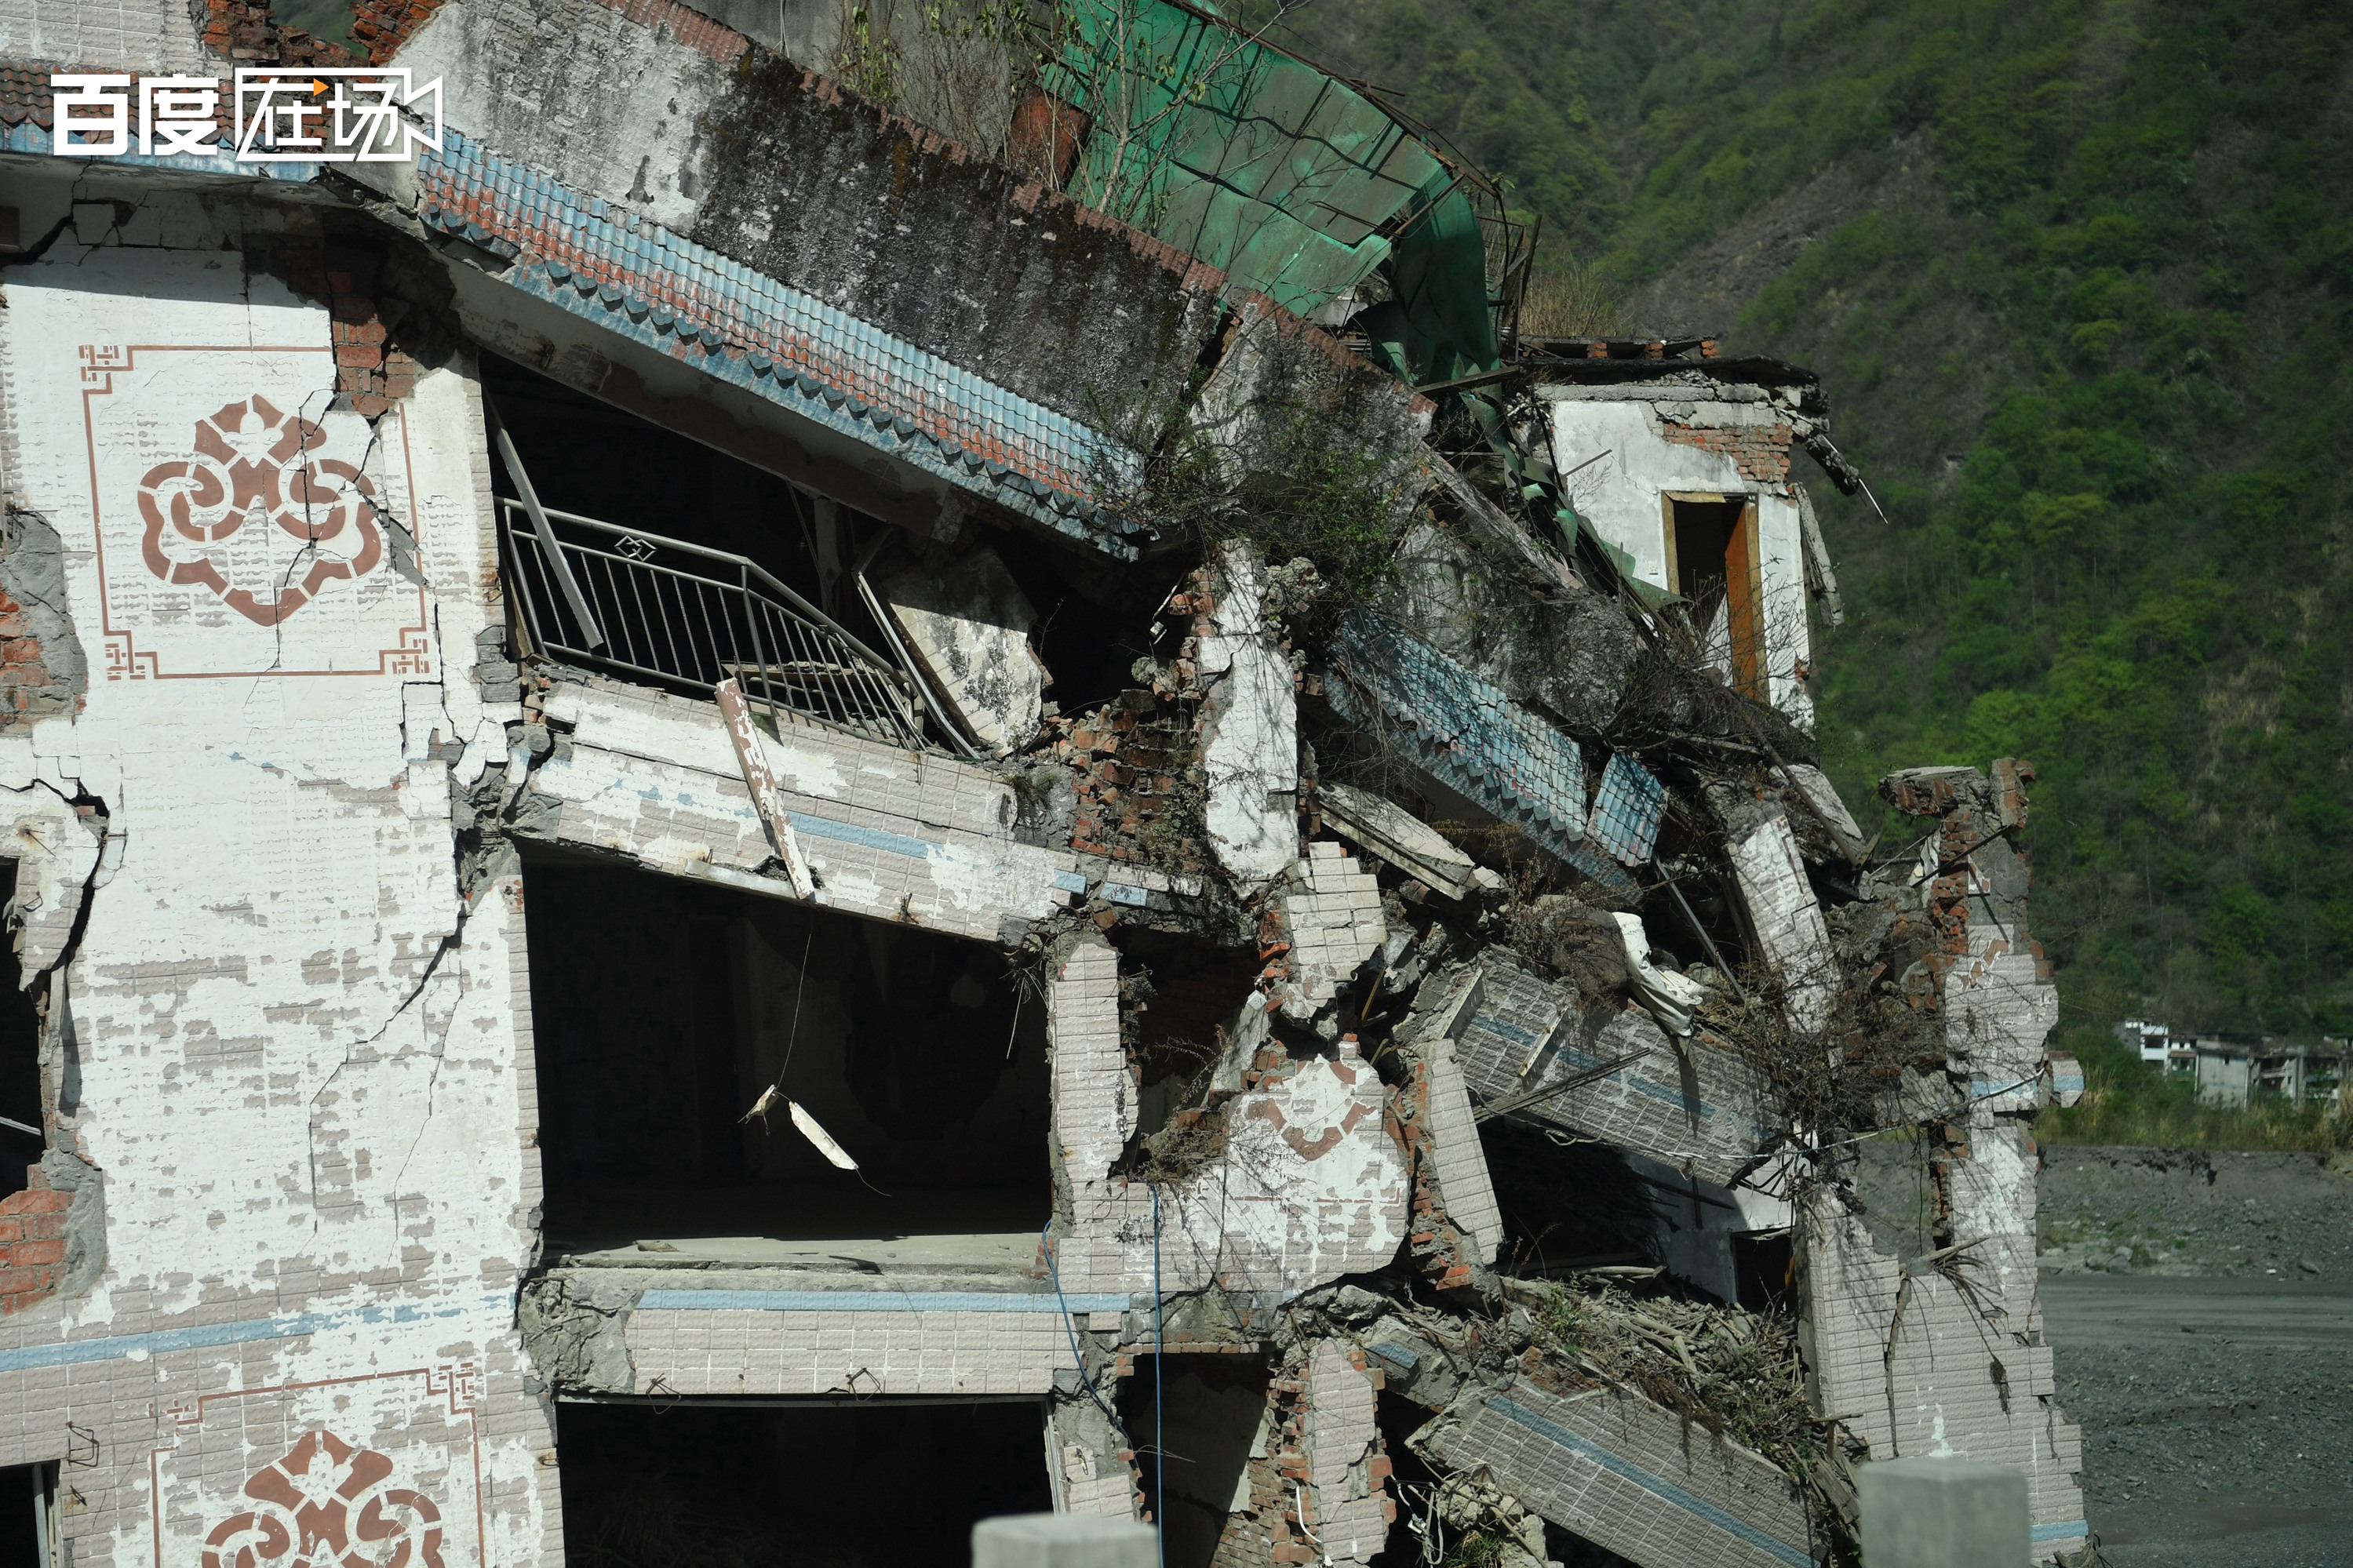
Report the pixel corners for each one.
[0,216,559,1566]
[1543,389,1815,724]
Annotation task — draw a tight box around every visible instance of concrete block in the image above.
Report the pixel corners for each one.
[883,546,1045,755]
[971,1512,1156,1568]
[1858,1458,2027,1568]
[1725,813,1838,1034]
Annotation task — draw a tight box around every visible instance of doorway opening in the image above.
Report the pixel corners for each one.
[1123,1353,1271,1568]
[1663,493,1762,698]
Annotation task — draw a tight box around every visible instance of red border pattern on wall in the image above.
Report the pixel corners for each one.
[151,1365,485,1568]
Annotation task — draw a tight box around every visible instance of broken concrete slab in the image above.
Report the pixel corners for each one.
[1275,841,1389,1022]
[1450,956,1772,1188]
[1324,610,1635,898]
[526,675,1084,942]
[1054,1042,1408,1297]
[1416,1030,1504,1268]
[1419,1375,1816,1568]
[1783,762,1866,861]
[1317,777,1480,900]
[1724,811,1841,1035]
[1198,542,1302,894]
[882,544,1047,755]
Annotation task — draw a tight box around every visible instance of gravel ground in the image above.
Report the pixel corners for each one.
[2039,1146,2353,1566]
[2040,1146,2353,1280]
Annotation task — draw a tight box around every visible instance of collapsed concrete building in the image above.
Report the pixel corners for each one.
[0,2,2094,1563]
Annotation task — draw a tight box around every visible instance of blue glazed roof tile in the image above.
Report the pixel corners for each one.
[1326,611,1637,897]
[409,135,1135,547]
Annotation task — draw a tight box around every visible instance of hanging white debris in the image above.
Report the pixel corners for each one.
[1612,912,1706,1039]
[789,1100,861,1171]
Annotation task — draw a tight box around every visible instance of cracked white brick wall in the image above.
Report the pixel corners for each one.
[1046,939,1407,1296]
[1302,1339,1387,1563]
[0,232,559,1567]
[1276,841,1386,1022]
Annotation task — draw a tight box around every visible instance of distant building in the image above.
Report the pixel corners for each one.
[2114,1018,2171,1066]
[2186,1036,2349,1110]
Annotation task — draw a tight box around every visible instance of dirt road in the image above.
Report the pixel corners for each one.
[2040,1148,2353,1566]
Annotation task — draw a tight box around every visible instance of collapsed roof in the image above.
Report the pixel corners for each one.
[0,2,2091,1564]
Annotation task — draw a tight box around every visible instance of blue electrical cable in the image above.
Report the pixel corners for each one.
[1042,1224,1127,1441]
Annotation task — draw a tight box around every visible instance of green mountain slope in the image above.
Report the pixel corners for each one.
[1276,0,2353,1042]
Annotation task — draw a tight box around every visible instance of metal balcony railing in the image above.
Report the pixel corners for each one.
[497,498,928,751]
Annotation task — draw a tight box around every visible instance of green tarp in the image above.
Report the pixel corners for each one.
[1045,0,1499,385]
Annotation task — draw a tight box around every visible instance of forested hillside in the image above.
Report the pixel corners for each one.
[1275,0,2353,1046]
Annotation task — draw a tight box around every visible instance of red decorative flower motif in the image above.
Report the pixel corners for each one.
[202,1429,444,1568]
[137,396,384,628]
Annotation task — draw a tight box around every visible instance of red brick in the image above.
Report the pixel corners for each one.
[0,1188,68,1216]
[0,1263,53,1295]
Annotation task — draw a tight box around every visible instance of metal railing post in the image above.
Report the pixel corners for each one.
[485,398,606,652]
[486,496,933,753]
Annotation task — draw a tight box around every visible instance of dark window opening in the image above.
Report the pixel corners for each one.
[1110,929,1265,1142]
[1123,1354,1269,1568]
[982,525,1188,721]
[1480,1122,1659,1279]
[1734,1231,1795,1313]
[0,866,44,1199]
[483,356,833,613]
[1371,1386,1439,1564]
[0,1461,53,1568]
[1666,495,1742,605]
[522,849,1051,1262]
[556,1399,1049,1567]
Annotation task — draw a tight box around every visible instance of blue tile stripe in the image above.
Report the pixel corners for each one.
[416,132,1146,553]
[1325,612,1635,897]
[2,121,319,180]
[1487,1393,1813,1567]
[2033,1521,2090,1542]
[639,1290,1130,1313]
[0,1293,502,1375]
[783,811,935,862]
